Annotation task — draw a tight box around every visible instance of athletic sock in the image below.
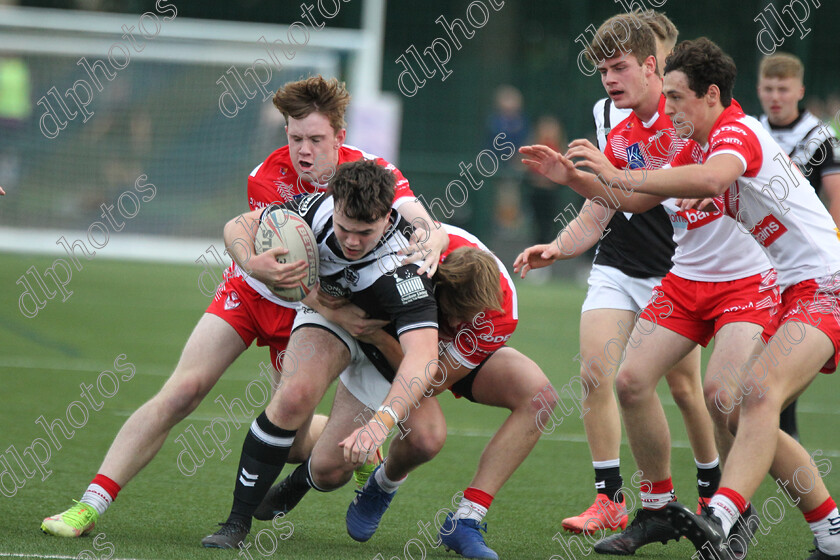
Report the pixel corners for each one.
[374,461,405,494]
[288,459,328,493]
[80,474,121,515]
[593,459,623,503]
[695,457,721,499]
[455,487,494,523]
[710,487,747,535]
[805,498,840,555]
[640,478,675,510]
[226,412,296,529]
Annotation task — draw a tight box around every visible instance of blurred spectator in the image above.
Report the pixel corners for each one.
[470,84,529,242]
[523,115,566,245]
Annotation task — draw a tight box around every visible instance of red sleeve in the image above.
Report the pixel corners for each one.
[374,157,414,200]
[708,125,763,177]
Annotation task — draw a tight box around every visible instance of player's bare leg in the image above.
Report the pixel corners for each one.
[702,322,763,465]
[345,388,447,543]
[566,309,715,535]
[203,327,349,548]
[41,314,248,537]
[593,321,697,555]
[715,322,831,512]
[685,322,840,558]
[100,314,248,483]
[616,321,697,484]
[562,309,634,534]
[457,348,550,495]
[662,343,720,513]
[426,347,549,560]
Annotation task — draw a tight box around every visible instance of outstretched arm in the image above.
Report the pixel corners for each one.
[520,143,664,213]
[568,141,745,199]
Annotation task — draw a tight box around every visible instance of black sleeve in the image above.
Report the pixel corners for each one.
[813,138,840,190]
[352,265,438,335]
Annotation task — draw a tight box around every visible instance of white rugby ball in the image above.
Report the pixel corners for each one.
[255,208,319,302]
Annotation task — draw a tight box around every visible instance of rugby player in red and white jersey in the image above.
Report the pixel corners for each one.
[516,11,719,538]
[520,19,779,559]
[567,38,840,560]
[41,76,448,542]
[246,223,550,560]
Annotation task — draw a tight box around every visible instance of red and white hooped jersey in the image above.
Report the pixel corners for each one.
[706,100,840,288]
[606,96,771,281]
[439,224,518,369]
[234,145,416,308]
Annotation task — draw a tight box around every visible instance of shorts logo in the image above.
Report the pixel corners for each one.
[224,291,241,310]
[752,214,788,247]
[626,143,646,169]
[395,275,428,304]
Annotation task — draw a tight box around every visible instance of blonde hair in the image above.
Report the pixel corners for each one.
[759,52,804,81]
[636,10,678,46]
[436,247,503,324]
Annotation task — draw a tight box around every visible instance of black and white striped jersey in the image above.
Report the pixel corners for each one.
[760,110,840,194]
[262,193,438,336]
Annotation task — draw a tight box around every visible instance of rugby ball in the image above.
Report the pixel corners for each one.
[255,208,319,302]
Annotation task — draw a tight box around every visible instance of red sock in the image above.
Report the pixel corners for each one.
[716,487,747,514]
[805,497,837,523]
[463,487,494,510]
[92,474,122,501]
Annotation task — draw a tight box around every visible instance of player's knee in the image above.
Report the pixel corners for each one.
[309,461,352,490]
[403,423,446,463]
[158,377,206,418]
[666,378,697,410]
[269,383,320,425]
[615,369,648,408]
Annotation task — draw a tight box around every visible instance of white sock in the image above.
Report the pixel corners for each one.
[810,507,840,555]
[709,495,738,535]
[455,497,488,523]
[80,484,113,516]
[695,457,720,469]
[374,464,405,494]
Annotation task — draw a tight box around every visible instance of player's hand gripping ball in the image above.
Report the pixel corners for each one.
[255,208,319,302]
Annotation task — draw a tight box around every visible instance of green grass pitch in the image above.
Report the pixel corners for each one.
[1,252,838,559]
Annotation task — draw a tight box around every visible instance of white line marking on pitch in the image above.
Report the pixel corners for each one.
[446,429,840,457]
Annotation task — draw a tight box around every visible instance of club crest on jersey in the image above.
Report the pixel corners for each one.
[280,167,288,176]
[626,143,646,169]
[224,291,241,310]
[343,267,360,286]
[395,275,428,304]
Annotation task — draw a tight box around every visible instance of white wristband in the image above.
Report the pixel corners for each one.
[377,405,399,424]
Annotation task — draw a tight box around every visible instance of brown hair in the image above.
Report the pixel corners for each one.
[328,160,394,223]
[759,52,804,81]
[273,75,351,133]
[436,247,503,324]
[586,12,657,68]
[665,37,737,107]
